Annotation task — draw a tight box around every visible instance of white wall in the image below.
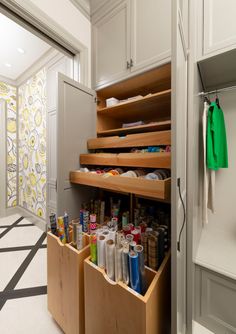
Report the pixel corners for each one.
[207,91,236,234]
[14,0,92,86]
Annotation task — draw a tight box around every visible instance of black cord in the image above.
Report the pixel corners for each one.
[177,178,186,252]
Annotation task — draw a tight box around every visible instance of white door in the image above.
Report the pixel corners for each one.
[130,0,171,72]
[172,1,188,334]
[0,100,7,217]
[46,55,73,219]
[93,0,131,88]
[57,74,96,218]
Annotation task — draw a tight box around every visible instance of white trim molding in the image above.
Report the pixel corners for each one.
[16,48,70,86]
[69,0,90,20]
[0,0,89,86]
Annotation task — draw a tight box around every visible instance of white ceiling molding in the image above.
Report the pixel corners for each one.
[91,0,123,23]
[0,74,16,86]
[90,0,109,16]
[16,48,63,86]
[69,0,90,20]
[0,0,89,87]
[0,0,79,55]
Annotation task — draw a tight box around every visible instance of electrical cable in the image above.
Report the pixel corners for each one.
[177,178,186,252]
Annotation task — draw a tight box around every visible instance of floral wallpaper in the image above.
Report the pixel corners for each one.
[0,82,17,207]
[18,69,46,219]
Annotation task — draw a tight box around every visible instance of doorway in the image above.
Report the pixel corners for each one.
[0,12,73,222]
[0,11,74,334]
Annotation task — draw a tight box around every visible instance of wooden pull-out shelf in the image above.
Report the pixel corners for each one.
[84,252,171,334]
[97,120,171,137]
[80,152,171,169]
[87,130,171,149]
[97,89,171,118]
[70,171,171,201]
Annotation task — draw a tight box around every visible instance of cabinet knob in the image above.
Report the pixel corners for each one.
[130,58,134,67]
[126,60,130,69]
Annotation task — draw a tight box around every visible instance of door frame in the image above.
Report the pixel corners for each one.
[0,0,89,86]
[0,99,7,217]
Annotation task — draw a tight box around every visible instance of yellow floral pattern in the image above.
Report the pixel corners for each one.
[19,69,46,219]
[0,82,17,207]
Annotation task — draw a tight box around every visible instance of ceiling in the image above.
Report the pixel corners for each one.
[0,13,51,80]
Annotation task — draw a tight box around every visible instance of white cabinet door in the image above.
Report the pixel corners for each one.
[204,0,236,56]
[130,0,171,73]
[172,1,188,334]
[46,55,73,219]
[93,0,131,88]
[57,74,96,218]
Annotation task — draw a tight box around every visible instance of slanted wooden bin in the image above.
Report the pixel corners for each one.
[47,232,90,334]
[84,251,171,334]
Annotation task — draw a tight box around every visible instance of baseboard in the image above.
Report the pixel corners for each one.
[6,206,47,232]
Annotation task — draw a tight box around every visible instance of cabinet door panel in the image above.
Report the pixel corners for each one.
[93,0,130,88]
[131,0,171,72]
[46,56,73,217]
[204,0,236,55]
[57,74,96,218]
[172,1,188,333]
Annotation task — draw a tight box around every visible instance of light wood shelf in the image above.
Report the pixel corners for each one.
[47,232,90,334]
[88,130,171,150]
[84,251,171,334]
[97,120,171,136]
[97,89,171,118]
[70,171,171,201]
[97,89,171,133]
[80,152,171,169]
[96,63,171,101]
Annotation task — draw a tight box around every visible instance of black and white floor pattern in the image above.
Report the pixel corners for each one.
[0,214,63,334]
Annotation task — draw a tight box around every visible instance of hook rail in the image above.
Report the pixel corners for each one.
[199,85,236,96]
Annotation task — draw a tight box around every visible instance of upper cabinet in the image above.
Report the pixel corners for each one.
[92,0,171,89]
[130,0,171,73]
[93,0,131,88]
[203,0,236,57]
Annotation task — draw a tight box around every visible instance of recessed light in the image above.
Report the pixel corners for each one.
[4,63,12,68]
[17,47,25,54]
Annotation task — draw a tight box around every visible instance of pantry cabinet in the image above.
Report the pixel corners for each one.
[49,0,191,332]
[203,0,236,57]
[92,0,171,89]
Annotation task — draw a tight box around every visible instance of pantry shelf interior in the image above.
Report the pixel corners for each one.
[97,120,171,137]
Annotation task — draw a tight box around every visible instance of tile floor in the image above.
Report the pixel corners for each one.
[0,214,63,334]
[193,321,214,334]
